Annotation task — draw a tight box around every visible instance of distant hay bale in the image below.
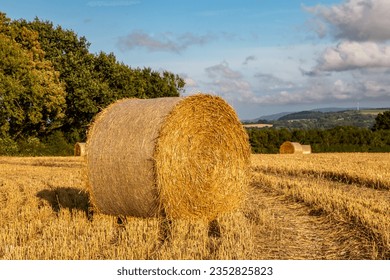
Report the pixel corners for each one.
[302,144,312,154]
[74,142,86,156]
[279,141,303,154]
[86,94,251,220]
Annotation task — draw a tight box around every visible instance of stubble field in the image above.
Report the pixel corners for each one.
[0,153,389,260]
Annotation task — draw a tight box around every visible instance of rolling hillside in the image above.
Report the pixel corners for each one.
[245,108,390,129]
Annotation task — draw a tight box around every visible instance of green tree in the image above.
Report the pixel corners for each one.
[12,17,185,142]
[0,14,66,140]
[372,111,390,131]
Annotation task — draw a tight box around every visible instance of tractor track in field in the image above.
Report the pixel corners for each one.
[252,165,390,191]
[249,170,387,259]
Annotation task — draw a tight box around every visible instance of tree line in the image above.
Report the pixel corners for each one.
[0,12,185,155]
[247,111,390,153]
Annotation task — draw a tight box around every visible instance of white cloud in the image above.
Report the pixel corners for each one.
[306,0,390,41]
[201,62,389,107]
[317,41,390,71]
[205,61,242,80]
[247,79,354,105]
[361,78,390,98]
[254,72,295,91]
[148,43,389,118]
[302,0,390,106]
[248,73,390,106]
[184,78,197,87]
[203,61,252,100]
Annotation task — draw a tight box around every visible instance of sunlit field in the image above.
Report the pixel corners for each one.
[1,153,389,260]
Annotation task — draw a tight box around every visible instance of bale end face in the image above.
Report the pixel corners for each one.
[74,142,86,156]
[155,94,251,220]
[302,144,312,154]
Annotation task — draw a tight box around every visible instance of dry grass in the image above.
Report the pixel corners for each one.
[0,156,254,260]
[1,153,389,260]
[251,153,390,259]
[252,153,390,190]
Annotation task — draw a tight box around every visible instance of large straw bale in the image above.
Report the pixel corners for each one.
[279,141,303,154]
[74,142,86,156]
[302,144,312,154]
[86,94,251,220]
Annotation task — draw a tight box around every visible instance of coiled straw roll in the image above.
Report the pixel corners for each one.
[87,94,250,220]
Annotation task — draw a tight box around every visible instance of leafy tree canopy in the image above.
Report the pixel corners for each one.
[1,12,185,145]
[372,111,390,131]
[0,12,66,140]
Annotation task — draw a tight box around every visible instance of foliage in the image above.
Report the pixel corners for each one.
[278,110,324,121]
[0,135,18,155]
[272,110,380,129]
[0,131,73,156]
[372,111,390,131]
[12,17,185,142]
[247,126,390,153]
[0,11,185,155]
[0,13,66,141]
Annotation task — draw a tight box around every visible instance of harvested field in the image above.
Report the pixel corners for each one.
[0,153,389,260]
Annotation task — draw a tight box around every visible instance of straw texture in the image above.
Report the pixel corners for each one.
[86,94,251,220]
[74,142,86,156]
[279,141,303,154]
[302,145,312,154]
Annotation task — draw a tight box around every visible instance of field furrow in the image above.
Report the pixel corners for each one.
[253,165,390,190]
[246,185,360,259]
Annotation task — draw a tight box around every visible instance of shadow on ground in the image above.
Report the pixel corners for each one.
[36,187,92,219]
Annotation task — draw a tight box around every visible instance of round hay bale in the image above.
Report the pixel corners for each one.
[86,94,251,220]
[279,141,303,154]
[302,144,312,154]
[74,142,86,156]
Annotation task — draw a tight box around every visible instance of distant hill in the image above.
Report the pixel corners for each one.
[247,107,354,122]
[245,112,293,122]
[312,107,358,113]
[278,110,324,121]
[245,107,390,129]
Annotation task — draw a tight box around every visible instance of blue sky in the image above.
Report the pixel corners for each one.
[2,0,390,119]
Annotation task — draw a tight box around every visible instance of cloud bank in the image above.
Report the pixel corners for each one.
[203,61,252,100]
[117,31,215,53]
[306,0,390,42]
[115,0,390,116]
[193,1,390,111]
[317,41,390,72]
[304,0,390,76]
